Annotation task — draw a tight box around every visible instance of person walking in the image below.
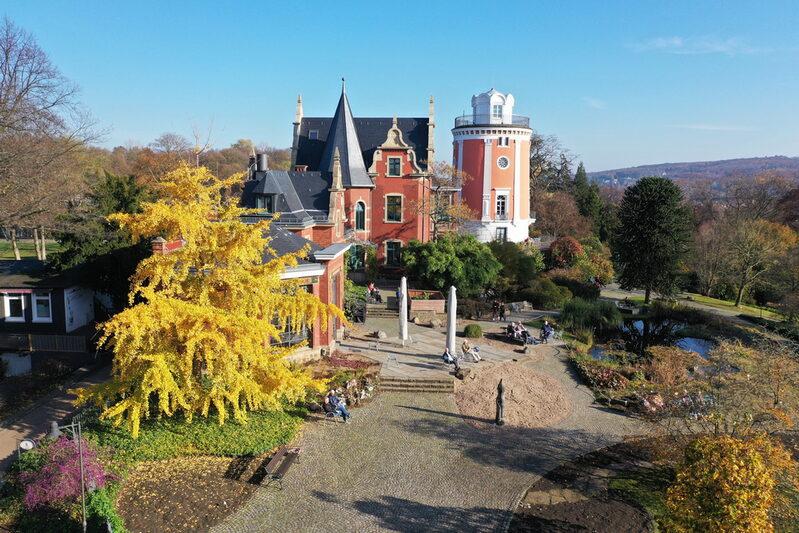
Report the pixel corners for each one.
[498,303,506,322]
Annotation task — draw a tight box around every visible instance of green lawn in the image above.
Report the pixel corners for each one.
[684,293,781,321]
[0,241,61,260]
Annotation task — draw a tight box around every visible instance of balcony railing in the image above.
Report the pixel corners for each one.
[454,114,530,128]
[495,213,509,221]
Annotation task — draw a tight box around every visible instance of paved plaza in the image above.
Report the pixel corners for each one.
[214,314,646,533]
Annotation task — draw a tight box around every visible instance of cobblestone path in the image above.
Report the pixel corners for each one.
[214,342,645,533]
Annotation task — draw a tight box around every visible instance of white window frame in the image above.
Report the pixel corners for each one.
[387,157,402,177]
[4,293,25,322]
[384,194,403,223]
[492,104,503,119]
[32,291,53,323]
[495,227,508,243]
[496,195,507,217]
[308,130,319,140]
[354,201,366,231]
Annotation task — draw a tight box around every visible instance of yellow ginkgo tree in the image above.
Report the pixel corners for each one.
[74,163,343,437]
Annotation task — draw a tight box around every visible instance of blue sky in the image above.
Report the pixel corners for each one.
[5,1,799,170]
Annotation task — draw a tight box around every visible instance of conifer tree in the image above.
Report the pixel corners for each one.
[613,177,691,303]
[74,163,342,437]
[573,162,602,232]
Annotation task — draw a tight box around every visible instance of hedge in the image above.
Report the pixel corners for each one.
[464,324,483,338]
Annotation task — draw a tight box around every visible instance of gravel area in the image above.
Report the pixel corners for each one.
[455,361,571,429]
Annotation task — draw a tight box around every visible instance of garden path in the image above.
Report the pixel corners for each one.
[0,363,111,478]
[214,317,646,533]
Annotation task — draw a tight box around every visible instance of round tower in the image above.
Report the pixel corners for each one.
[452,89,532,243]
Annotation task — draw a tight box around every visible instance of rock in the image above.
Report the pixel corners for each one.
[376,330,387,339]
[411,316,419,324]
[430,319,442,328]
[308,401,321,412]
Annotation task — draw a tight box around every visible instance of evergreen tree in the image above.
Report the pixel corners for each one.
[613,177,692,303]
[573,162,602,232]
[50,172,152,309]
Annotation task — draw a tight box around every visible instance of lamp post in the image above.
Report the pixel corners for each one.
[48,419,87,533]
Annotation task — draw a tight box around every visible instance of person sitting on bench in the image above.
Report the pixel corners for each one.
[327,391,351,422]
[540,324,553,344]
[461,339,481,362]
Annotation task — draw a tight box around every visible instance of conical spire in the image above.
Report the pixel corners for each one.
[319,84,372,188]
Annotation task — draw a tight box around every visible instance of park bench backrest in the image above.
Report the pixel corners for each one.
[264,445,287,474]
[272,451,299,479]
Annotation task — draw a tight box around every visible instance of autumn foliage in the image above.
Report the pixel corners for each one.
[74,164,343,437]
[664,433,798,532]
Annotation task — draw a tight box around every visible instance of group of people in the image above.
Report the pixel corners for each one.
[442,339,482,369]
[505,320,555,344]
[322,390,352,422]
[491,300,507,322]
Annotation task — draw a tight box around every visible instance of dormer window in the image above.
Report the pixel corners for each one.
[387,157,402,177]
[255,194,275,213]
[492,105,503,119]
[308,130,319,140]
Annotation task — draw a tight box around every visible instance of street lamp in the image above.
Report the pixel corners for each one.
[47,419,88,533]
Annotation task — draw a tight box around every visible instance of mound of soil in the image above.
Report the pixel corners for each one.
[455,361,571,429]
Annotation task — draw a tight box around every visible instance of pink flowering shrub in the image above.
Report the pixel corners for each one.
[18,436,116,510]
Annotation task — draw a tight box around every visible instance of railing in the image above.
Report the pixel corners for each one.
[495,213,509,220]
[0,333,87,352]
[454,114,530,128]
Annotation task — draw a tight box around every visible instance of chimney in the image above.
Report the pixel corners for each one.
[151,237,167,255]
[248,155,256,180]
[256,153,268,172]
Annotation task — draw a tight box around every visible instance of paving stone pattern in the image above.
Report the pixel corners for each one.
[215,314,646,533]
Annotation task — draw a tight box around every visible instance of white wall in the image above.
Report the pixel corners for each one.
[63,287,94,333]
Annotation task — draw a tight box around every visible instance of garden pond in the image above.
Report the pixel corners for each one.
[590,319,714,360]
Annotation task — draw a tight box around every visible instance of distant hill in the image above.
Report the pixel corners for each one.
[589,156,799,187]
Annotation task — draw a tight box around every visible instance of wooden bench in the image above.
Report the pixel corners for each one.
[263,445,301,490]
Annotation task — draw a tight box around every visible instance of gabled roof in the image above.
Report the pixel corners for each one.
[298,117,429,177]
[317,88,373,188]
[241,170,330,226]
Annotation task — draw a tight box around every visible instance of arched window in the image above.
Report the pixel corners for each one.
[355,202,366,231]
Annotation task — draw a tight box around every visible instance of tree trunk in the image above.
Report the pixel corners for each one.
[39,226,46,260]
[644,286,651,304]
[10,228,21,260]
[734,284,745,307]
[33,227,42,260]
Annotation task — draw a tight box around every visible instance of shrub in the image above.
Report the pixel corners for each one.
[464,324,483,338]
[570,357,629,390]
[548,272,601,300]
[82,405,306,462]
[18,436,117,511]
[0,358,7,380]
[550,236,584,267]
[559,298,622,332]
[457,298,491,319]
[86,484,128,533]
[664,433,798,532]
[521,278,572,310]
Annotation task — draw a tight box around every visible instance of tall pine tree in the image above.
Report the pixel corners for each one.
[613,177,692,303]
[573,162,602,233]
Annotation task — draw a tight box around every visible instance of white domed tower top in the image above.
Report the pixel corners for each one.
[471,88,515,125]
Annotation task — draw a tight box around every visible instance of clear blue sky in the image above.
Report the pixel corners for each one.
[6,1,799,171]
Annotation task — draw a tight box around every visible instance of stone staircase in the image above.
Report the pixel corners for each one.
[366,302,398,319]
[379,375,455,394]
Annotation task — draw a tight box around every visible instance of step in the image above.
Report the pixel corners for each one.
[380,377,454,385]
[380,384,455,393]
[380,375,454,382]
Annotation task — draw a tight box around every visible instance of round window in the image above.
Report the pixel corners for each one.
[497,156,510,169]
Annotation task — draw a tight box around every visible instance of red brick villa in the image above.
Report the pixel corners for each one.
[241,83,438,275]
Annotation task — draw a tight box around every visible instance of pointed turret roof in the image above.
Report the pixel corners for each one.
[318,85,373,187]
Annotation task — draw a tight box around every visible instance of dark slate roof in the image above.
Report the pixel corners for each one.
[296,99,430,179]
[0,260,77,289]
[262,225,322,264]
[241,170,330,225]
[317,90,373,188]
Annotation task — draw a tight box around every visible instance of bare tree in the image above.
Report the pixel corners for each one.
[0,17,97,250]
[529,133,577,200]
[412,161,475,240]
